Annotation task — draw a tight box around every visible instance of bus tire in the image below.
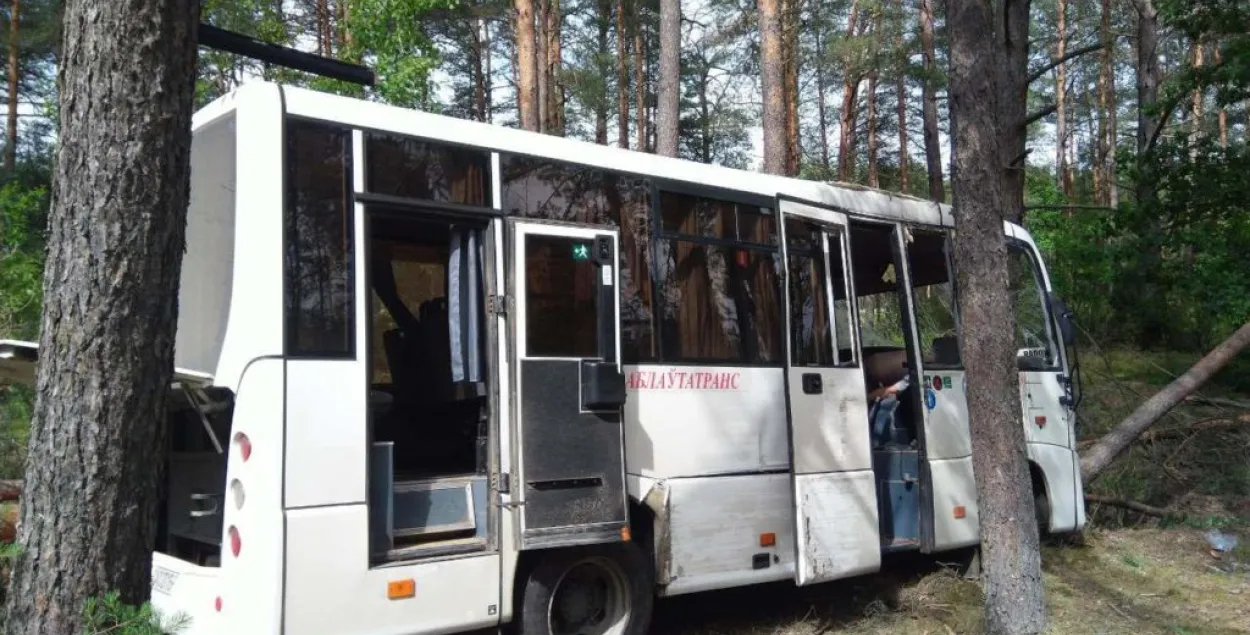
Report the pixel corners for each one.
[519,541,654,635]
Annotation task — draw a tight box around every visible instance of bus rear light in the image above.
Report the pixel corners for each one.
[228,526,241,557]
[233,432,252,461]
[215,596,222,612]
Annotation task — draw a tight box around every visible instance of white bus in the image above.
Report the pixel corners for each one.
[0,80,1084,635]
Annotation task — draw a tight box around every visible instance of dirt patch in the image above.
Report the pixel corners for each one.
[648,528,1250,635]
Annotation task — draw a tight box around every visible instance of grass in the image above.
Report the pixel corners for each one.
[650,528,1249,634]
[650,347,1250,634]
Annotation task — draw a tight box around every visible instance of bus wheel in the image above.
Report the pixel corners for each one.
[519,542,653,635]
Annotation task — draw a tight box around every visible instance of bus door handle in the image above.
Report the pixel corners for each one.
[189,493,219,518]
[801,373,822,394]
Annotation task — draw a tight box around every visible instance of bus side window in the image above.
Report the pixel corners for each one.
[1006,244,1058,371]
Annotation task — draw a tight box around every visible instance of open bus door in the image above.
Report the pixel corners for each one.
[777,199,882,586]
[507,220,630,550]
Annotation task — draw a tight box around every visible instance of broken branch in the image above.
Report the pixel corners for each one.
[1080,323,1250,484]
[1085,494,1183,519]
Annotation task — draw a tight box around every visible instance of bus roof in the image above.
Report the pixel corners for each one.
[221,81,965,231]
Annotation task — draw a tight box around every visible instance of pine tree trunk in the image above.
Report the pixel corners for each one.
[783,0,801,176]
[484,20,494,123]
[1135,0,1160,206]
[920,0,943,201]
[616,0,630,148]
[1000,0,1030,225]
[5,0,18,173]
[1096,0,1115,206]
[596,0,610,144]
[895,0,909,193]
[547,0,565,136]
[759,0,786,174]
[536,0,549,132]
[1191,40,1204,142]
[946,0,1046,633]
[633,9,646,152]
[2,0,200,632]
[699,65,711,163]
[837,0,862,182]
[1215,47,1227,148]
[1081,323,1250,484]
[816,30,831,176]
[473,19,488,122]
[656,0,680,157]
[1055,0,1070,199]
[515,0,540,131]
[867,69,879,188]
[316,0,330,55]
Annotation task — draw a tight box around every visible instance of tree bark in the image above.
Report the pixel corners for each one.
[1191,39,1204,143]
[1096,0,1116,207]
[816,27,831,176]
[1055,0,1071,199]
[836,0,862,182]
[1134,0,1159,205]
[946,0,1046,632]
[536,0,549,132]
[759,0,786,174]
[616,0,630,148]
[547,0,565,136]
[596,0,611,144]
[472,18,489,122]
[1001,0,1030,225]
[655,0,680,157]
[1215,47,1227,148]
[5,0,19,173]
[1080,323,1250,484]
[2,0,200,632]
[515,0,540,131]
[867,68,879,187]
[633,9,646,151]
[920,0,943,202]
[895,0,909,193]
[782,0,801,176]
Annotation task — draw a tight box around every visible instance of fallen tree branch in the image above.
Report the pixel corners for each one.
[1184,395,1250,409]
[1080,323,1250,484]
[1078,414,1250,449]
[1085,494,1184,519]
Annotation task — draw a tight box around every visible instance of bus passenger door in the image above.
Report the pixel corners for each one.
[508,221,630,549]
[901,228,978,552]
[778,200,881,586]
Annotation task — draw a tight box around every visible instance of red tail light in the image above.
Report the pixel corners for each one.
[233,432,252,461]
[215,596,223,612]
[228,526,241,557]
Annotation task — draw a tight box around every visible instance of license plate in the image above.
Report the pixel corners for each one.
[152,566,179,595]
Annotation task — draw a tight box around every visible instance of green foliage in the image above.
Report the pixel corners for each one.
[345,0,456,109]
[82,592,190,635]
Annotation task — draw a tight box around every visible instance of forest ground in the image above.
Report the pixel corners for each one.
[650,348,1250,635]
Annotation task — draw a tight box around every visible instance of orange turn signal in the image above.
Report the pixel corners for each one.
[953,505,967,519]
[620,526,632,542]
[387,579,415,600]
[760,532,776,547]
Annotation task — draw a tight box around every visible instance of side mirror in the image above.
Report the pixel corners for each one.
[1047,293,1076,346]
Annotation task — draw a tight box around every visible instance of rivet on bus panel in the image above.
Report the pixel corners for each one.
[759,532,776,547]
[387,579,416,600]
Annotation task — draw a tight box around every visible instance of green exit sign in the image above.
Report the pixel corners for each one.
[571,243,591,261]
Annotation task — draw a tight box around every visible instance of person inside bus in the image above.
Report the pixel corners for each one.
[868,374,910,449]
